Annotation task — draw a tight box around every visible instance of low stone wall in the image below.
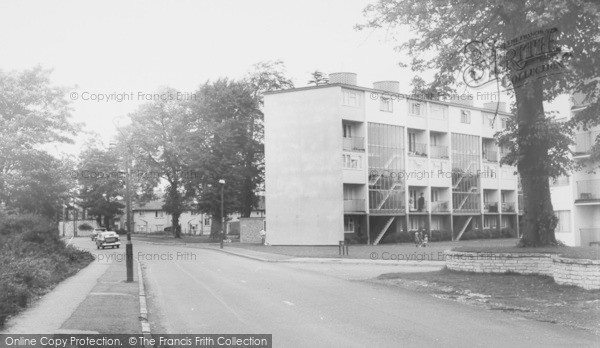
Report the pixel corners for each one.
[552,256,600,290]
[444,251,600,290]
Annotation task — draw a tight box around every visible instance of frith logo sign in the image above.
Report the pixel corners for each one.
[500,27,566,87]
[461,27,570,90]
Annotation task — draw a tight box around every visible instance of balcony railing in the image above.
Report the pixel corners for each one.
[501,202,516,213]
[483,150,498,162]
[430,145,449,159]
[574,130,599,154]
[576,180,600,202]
[484,202,499,213]
[430,201,449,212]
[408,142,428,157]
[344,199,366,212]
[343,137,365,151]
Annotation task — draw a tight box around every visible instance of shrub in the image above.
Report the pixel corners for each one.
[78,223,93,231]
[0,214,93,327]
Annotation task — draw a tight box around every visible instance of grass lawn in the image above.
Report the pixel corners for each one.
[453,245,600,260]
[229,238,520,261]
[375,268,600,335]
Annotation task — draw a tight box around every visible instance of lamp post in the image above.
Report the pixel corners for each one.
[219,179,225,249]
[109,136,134,283]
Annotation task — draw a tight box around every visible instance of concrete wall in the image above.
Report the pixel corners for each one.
[445,251,600,290]
[240,217,265,244]
[265,87,344,245]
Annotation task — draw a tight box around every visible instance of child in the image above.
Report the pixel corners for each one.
[422,233,429,247]
[414,231,422,247]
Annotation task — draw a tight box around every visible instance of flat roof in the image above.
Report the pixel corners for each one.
[265,83,513,116]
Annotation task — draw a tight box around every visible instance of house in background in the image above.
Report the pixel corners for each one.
[119,196,266,235]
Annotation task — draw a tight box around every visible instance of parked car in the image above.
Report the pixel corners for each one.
[95,231,121,249]
[90,228,107,241]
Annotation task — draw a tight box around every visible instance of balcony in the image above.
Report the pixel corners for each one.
[408,143,428,157]
[483,150,498,162]
[501,202,516,213]
[343,137,365,151]
[344,199,366,212]
[574,130,599,155]
[576,180,600,204]
[484,202,499,213]
[430,201,450,212]
[430,145,449,159]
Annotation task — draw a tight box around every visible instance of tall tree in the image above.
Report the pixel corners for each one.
[308,70,329,86]
[76,146,125,229]
[0,66,80,216]
[358,0,600,246]
[125,88,193,238]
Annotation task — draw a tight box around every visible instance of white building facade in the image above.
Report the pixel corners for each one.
[264,73,524,245]
[549,96,600,246]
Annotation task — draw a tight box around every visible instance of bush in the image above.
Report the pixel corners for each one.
[345,233,367,244]
[78,223,93,231]
[0,214,93,327]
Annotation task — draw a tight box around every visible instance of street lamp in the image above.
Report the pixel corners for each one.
[109,135,134,283]
[219,179,225,249]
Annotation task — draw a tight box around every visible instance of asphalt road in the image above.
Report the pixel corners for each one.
[128,241,598,348]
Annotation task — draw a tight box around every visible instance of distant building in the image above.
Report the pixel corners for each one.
[549,95,600,246]
[119,196,266,235]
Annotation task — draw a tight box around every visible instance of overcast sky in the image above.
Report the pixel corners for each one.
[1,0,511,156]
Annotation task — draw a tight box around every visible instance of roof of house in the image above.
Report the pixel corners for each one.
[132,196,266,212]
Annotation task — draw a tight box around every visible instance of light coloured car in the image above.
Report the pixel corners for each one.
[95,231,121,249]
[90,228,107,241]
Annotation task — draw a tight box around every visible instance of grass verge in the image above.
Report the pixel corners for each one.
[375,268,600,335]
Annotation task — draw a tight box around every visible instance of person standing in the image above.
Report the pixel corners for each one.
[418,193,425,212]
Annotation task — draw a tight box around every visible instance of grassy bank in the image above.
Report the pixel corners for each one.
[0,214,94,326]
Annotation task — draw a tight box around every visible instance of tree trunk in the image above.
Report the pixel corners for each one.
[172,213,181,238]
[210,213,222,240]
[515,80,558,246]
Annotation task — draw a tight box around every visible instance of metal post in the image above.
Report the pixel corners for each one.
[220,181,224,249]
[125,154,133,282]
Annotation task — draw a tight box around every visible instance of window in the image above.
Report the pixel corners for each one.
[139,211,145,217]
[409,102,422,116]
[483,113,495,127]
[343,185,355,200]
[204,217,211,226]
[342,90,360,107]
[501,192,507,204]
[483,191,490,204]
[484,216,497,229]
[344,217,355,233]
[343,124,352,138]
[408,132,417,152]
[501,118,509,129]
[380,97,393,112]
[430,133,439,146]
[343,154,362,169]
[155,211,164,218]
[554,211,571,233]
[430,190,438,202]
[430,104,447,119]
[460,110,471,124]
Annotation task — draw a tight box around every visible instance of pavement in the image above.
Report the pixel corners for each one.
[1,237,144,335]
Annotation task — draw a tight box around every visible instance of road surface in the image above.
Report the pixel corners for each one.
[113,240,598,348]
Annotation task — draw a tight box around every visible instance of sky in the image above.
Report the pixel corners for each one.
[0,0,504,156]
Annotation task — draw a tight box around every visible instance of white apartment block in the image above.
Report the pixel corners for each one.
[264,72,525,245]
[549,94,600,246]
